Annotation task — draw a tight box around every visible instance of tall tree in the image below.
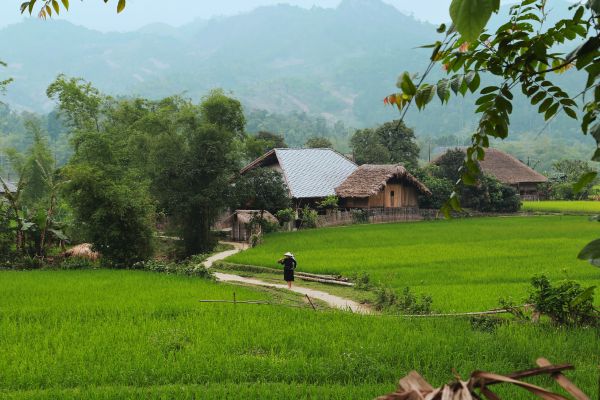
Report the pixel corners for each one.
[350,121,419,167]
[374,121,419,168]
[231,169,290,214]
[152,93,243,256]
[350,128,390,165]
[49,76,155,266]
[200,89,246,138]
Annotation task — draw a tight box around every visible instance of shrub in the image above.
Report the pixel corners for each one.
[275,208,295,224]
[59,257,98,270]
[527,275,598,327]
[374,286,433,315]
[318,195,339,210]
[351,209,369,224]
[299,206,318,229]
[350,272,371,290]
[132,258,214,279]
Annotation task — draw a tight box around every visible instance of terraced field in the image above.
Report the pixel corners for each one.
[228,216,600,312]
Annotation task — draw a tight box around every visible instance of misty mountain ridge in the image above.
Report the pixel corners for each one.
[0,0,587,146]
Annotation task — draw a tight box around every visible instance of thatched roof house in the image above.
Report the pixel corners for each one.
[434,148,547,198]
[223,210,278,242]
[241,148,357,205]
[336,164,430,209]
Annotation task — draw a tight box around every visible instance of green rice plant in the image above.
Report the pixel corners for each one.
[228,216,600,311]
[521,201,600,214]
[0,270,598,399]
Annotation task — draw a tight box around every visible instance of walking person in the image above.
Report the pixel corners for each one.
[278,252,296,289]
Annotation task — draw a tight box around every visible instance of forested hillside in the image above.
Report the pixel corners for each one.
[0,0,593,167]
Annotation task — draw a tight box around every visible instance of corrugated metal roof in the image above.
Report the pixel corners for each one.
[274,148,357,199]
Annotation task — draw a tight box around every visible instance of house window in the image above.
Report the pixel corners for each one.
[390,190,395,207]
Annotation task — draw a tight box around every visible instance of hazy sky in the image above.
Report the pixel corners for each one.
[0,0,455,32]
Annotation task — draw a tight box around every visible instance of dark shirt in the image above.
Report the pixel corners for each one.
[282,257,296,270]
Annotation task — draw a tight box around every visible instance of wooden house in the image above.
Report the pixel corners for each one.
[335,164,431,209]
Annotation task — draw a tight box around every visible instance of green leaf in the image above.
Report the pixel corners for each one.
[573,171,597,194]
[563,107,577,120]
[437,23,447,33]
[544,102,560,121]
[437,79,450,103]
[467,72,480,93]
[450,75,463,95]
[117,0,126,13]
[52,0,60,14]
[400,72,417,96]
[61,0,69,10]
[449,0,494,42]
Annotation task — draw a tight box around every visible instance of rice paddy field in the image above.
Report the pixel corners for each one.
[228,216,600,312]
[0,269,598,399]
[522,200,600,213]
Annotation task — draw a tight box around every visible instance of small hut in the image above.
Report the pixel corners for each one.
[335,164,431,209]
[225,210,278,242]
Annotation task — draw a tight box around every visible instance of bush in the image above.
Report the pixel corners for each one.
[350,272,371,290]
[299,206,318,229]
[527,275,598,327]
[59,257,98,270]
[351,209,369,224]
[374,286,433,315]
[132,258,214,279]
[275,208,295,224]
[318,195,339,210]
[417,173,454,209]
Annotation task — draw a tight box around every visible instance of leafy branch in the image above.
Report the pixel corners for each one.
[20,0,126,19]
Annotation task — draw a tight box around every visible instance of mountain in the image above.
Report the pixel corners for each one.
[0,0,589,145]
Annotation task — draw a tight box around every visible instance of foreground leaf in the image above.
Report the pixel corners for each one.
[449,0,494,42]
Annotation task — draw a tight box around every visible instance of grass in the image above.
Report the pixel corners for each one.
[228,216,600,312]
[0,270,598,399]
[521,200,600,213]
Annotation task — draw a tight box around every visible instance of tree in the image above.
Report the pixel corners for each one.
[0,120,66,258]
[305,136,333,149]
[200,89,246,138]
[433,149,465,184]
[548,159,598,200]
[151,94,242,256]
[350,128,390,165]
[350,121,420,167]
[49,76,155,266]
[374,121,419,168]
[231,169,290,214]
[245,131,287,160]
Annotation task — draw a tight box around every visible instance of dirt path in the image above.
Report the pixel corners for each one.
[205,242,368,314]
